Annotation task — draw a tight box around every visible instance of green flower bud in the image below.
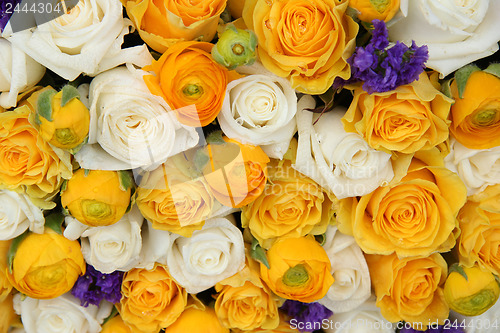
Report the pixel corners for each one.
[282,264,310,287]
[212,25,257,70]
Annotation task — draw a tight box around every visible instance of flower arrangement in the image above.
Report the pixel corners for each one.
[1,0,500,333]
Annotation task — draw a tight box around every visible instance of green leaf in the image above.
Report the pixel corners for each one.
[118,170,134,192]
[454,64,481,99]
[441,78,453,100]
[84,169,90,177]
[102,306,119,325]
[45,213,64,235]
[484,63,500,80]
[194,149,210,173]
[206,130,225,145]
[449,263,468,281]
[36,89,57,122]
[315,233,326,246]
[251,238,270,269]
[8,230,30,273]
[60,85,81,107]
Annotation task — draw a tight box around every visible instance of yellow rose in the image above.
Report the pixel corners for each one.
[118,263,187,333]
[0,241,12,302]
[342,72,452,153]
[366,252,449,328]
[260,236,333,303]
[349,0,400,22]
[6,229,86,299]
[458,185,500,276]
[136,153,215,237]
[449,70,500,149]
[0,106,72,208]
[214,249,279,330]
[101,315,133,333]
[444,265,500,317]
[242,0,358,94]
[61,169,132,227]
[242,159,334,249]
[337,151,466,257]
[164,307,228,333]
[0,294,18,333]
[121,0,227,53]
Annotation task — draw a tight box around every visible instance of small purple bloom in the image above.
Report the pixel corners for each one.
[0,0,21,31]
[72,264,124,307]
[371,19,389,50]
[281,300,333,333]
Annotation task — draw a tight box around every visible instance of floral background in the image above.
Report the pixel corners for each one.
[1,0,500,332]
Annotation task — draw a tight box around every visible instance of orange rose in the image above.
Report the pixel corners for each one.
[343,72,452,153]
[449,70,500,149]
[121,0,227,53]
[242,0,358,94]
[0,106,72,208]
[366,252,449,328]
[144,41,229,127]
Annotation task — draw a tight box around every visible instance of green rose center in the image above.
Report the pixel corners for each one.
[473,109,499,126]
[451,288,498,316]
[55,128,78,146]
[232,43,245,56]
[182,84,204,99]
[282,264,310,287]
[81,200,112,220]
[370,0,390,12]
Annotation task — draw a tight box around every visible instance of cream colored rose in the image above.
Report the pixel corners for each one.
[0,189,44,240]
[167,216,246,293]
[0,38,45,108]
[319,226,371,314]
[3,0,152,81]
[75,66,199,171]
[294,96,394,199]
[388,0,500,77]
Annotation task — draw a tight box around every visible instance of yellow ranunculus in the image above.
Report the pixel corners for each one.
[242,0,358,95]
[35,86,89,150]
[61,169,132,227]
[101,315,133,333]
[457,185,500,276]
[242,159,335,249]
[118,264,187,333]
[337,151,466,257]
[136,154,215,237]
[450,70,500,149]
[349,0,400,22]
[0,106,72,208]
[121,0,227,53]
[260,237,333,303]
[7,229,86,299]
[0,241,12,302]
[343,72,452,153]
[215,248,279,330]
[366,252,449,328]
[164,307,229,333]
[444,265,500,316]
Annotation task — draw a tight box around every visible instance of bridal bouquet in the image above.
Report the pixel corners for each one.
[1,0,500,332]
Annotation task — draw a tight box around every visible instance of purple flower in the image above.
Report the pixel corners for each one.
[72,264,124,307]
[371,19,389,50]
[0,0,21,31]
[281,300,333,333]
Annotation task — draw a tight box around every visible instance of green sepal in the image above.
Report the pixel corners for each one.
[251,237,270,269]
[62,206,70,216]
[45,212,64,235]
[8,230,30,274]
[441,78,453,99]
[102,306,119,325]
[60,85,81,107]
[194,148,210,173]
[60,179,68,193]
[206,130,225,145]
[484,63,500,80]
[315,233,326,246]
[37,89,57,122]
[454,64,481,99]
[449,263,468,281]
[494,275,500,288]
[118,170,134,192]
[67,136,89,155]
[84,169,90,177]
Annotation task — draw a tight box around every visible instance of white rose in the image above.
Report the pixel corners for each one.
[167,216,245,294]
[294,95,394,199]
[323,297,394,333]
[445,138,500,196]
[74,66,199,171]
[13,293,113,333]
[0,189,44,240]
[3,0,152,81]
[387,0,500,77]
[0,38,45,108]
[319,226,371,314]
[218,67,297,159]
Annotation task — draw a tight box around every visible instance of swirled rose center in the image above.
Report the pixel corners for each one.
[282,264,310,287]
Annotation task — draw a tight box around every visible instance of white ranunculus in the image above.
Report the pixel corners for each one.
[445,138,500,196]
[167,216,245,294]
[218,68,297,159]
[0,38,45,108]
[0,190,44,240]
[319,226,371,314]
[3,0,152,81]
[387,0,500,77]
[323,297,394,333]
[13,293,113,333]
[74,66,199,171]
[294,96,394,199]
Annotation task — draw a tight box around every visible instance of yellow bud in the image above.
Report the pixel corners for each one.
[349,0,400,22]
[444,265,500,316]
